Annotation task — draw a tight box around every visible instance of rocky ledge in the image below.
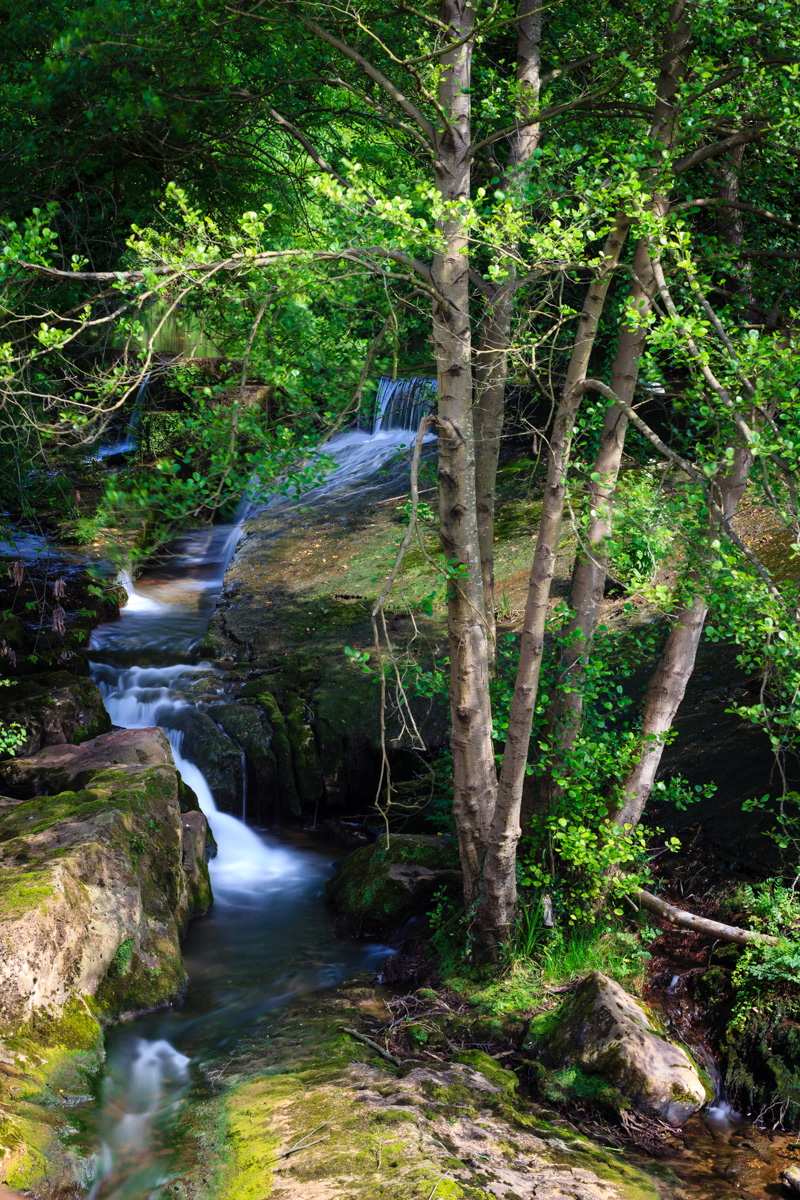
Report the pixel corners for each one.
[0,727,212,1192]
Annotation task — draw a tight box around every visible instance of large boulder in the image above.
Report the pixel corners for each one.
[537,971,709,1126]
[0,727,212,1189]
[325,833,460,935]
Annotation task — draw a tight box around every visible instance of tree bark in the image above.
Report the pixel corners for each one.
[473,0,542,660]
[432,0,497,907]
[476,217,630,944]
[612,442,753,830]
[546,0,691,764]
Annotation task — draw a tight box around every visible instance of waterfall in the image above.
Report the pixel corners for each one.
[363,376,436,433]
[94,373,151,460]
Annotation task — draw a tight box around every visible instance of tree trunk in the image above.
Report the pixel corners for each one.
[432,0,496,907]
[473,0,542,660]
[476,217,630,945]
[612,442,753,830]
[545,0,690,764]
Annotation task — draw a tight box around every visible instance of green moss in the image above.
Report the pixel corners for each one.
[0,869,55,914]
[325,834,459,933]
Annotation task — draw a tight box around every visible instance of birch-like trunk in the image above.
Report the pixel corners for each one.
[473,0,542,658]
[612,443,753,829]
[545,1,690,764]
[476,217,630,944]
[432,0,497,906]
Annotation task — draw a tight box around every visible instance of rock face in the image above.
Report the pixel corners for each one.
[0,727,213,1190]
[0,671,111,757]
[540,971,709,1126]
[325,833,461,935]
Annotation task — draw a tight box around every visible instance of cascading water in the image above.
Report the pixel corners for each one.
[94,373,151,460]
[360,375,435,434]
[81,433,405,1200]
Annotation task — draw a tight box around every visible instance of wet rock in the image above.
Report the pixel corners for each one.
[783,1165,800,1194]
[284,691,323,811]
[0,727,209,1028]
[0,724,170,797]
[540,971,709,1126]
[0,671,110,758]
[325,832,460,935]
[181,810,213,916]
[243,687,301,817]
[204,701,278,823]
[159,706,242,813]
[0,727,213,1192]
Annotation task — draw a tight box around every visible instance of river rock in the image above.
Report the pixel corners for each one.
[0,727,212,1190]
[204,701,278,823]
[783,1166,800,1194]
[159,705,243,813]
[540,971,708,1126]
[325,832,461,934]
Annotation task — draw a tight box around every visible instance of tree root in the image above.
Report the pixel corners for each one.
[633,888,778,946]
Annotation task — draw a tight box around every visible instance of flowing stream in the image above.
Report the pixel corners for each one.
[81,408,427,1200]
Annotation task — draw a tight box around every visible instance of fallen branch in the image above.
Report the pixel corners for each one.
[341,1026,402,1067]
[634,888,778,946]
[270,1121,332,1162]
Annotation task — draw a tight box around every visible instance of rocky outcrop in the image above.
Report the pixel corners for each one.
[325,833,461,935]
[0,727,212,1190]
[0,671,111,757]
[172,978,665,1200]
[536,971,709,1126]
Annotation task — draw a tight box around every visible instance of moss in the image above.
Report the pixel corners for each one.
[254,690,301,816]
[0,869,55,914]
[325,834,459,933]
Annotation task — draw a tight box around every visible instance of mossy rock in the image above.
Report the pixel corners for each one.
[0,671,110,760]
[535,971,708,1126]
[325,833,460,935]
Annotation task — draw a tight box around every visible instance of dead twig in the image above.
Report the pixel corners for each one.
[341,1026,402,1067]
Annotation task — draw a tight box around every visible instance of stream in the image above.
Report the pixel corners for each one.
[79,389,438,1200]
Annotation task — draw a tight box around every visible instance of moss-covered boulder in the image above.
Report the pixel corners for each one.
[169,979,666,1200]
[534,972,709,1126]
[325,833,460,935]
[0,671,110,758]
[0,727,212,1190]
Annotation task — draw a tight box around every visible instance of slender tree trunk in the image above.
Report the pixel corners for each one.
[474,0,542,658]
[545,1,690,764]
[432,0,497,906]
[476,217,630,944]
[612,443,753,829]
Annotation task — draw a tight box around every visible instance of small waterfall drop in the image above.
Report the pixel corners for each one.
[363,375,436,433]
[94,373,151,460]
